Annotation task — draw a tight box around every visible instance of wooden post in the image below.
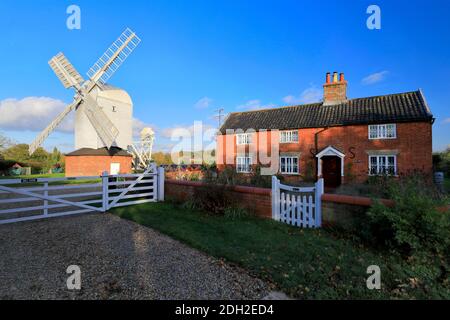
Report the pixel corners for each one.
[315,178,324,227]
[272,176,280,221]
[157,166,165,201]
[43,182,49,216]
[102,171,109,212]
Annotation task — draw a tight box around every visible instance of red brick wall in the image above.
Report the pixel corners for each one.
[65,155,132,177]
[165,180,449,227]
[165,180,272,218]
[216,121,433,183]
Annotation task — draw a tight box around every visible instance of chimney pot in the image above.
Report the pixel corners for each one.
[339,73,345,82]
[325,72,331,84]
[333,72,338,83]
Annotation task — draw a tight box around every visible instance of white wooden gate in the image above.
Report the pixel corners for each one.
[271,177,324,228]
[0,164,164,225]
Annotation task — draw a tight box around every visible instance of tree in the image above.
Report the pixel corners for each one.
[0,133,14,151]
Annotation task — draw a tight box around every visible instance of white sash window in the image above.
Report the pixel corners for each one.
[280,156,299,174]
[236,157,252,173]
[369,155,397,175]
[236,134,252,145]
[280,131,299,143]
[369,124,397,139]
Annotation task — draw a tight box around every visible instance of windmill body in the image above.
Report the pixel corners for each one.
[75,85,133,150]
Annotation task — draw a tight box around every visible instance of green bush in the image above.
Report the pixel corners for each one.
[249,165,272,188]
[359,175,450,260]
[191,183,232,215]
[216,165,245,186]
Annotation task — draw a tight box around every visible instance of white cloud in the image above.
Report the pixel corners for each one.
[442,118,450,124]
[362,71,389,85]
[194,97,213,109]
[0,97,74,133]
[283,86,322,105]
[161,123,216,139]
[237,99,276,111]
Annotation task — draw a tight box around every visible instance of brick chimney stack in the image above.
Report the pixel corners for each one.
[323,71,348,105]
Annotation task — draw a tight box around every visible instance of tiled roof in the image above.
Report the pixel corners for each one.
[220,90,433,134]
[66,147,132,157]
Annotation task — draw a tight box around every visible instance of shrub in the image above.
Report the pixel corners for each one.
[200,163,218,183]
[359,174,450,260]
[216,165,244,186]
[191,184,232,215]
[249,165,272,188]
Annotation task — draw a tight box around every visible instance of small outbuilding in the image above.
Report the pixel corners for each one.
[65,147,132,177]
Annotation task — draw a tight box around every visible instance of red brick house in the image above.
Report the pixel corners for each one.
[216,72,434,188]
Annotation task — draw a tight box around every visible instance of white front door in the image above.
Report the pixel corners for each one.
[110,163,121,175]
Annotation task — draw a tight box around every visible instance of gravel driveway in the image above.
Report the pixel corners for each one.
[0,213,270,300]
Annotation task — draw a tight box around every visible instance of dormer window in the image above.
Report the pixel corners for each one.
[369,124,396,139]
[236,133,252,145]
[280,130,299,143]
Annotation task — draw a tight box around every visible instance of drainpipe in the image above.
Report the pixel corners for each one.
[314,127,329,180]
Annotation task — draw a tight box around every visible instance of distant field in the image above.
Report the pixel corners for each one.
[0,173,65,180]
[0,173,100,187]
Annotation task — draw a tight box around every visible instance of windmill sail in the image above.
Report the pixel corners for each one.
[87,28,141,87]
[81,94,120,149]
[28,98,82,155]
[49,53,85,89]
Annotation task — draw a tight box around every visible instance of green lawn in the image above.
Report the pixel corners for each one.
[112,202,449,299]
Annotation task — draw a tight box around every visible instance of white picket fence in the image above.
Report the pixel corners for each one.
[271,176,324,228]
[0,164,164,225]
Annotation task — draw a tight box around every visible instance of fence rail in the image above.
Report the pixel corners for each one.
[0,164,164,225]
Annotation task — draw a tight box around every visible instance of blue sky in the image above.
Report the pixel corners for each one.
[0,0,449,152]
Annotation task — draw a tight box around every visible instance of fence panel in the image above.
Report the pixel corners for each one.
[271,177,323,228]
[0,164,165,225]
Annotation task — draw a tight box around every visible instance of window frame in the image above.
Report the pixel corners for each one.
[368,124,397,140]
[368,155,397,176]
[236,133,252,145]
[280,130,299,144]
[236,156,252,173]
[279,156,300,175]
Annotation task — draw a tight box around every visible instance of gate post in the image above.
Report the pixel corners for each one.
[157,166,165,201]
[101,171,109,212]
[315,178,324,227]
[271,176,279,221]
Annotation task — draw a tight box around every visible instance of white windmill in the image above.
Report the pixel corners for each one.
[129,127,155,170]
[29,28,141,170]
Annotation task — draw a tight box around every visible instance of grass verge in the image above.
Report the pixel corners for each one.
[112,202,449,299]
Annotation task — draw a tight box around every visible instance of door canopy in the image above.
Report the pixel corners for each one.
[316,146,345,178]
